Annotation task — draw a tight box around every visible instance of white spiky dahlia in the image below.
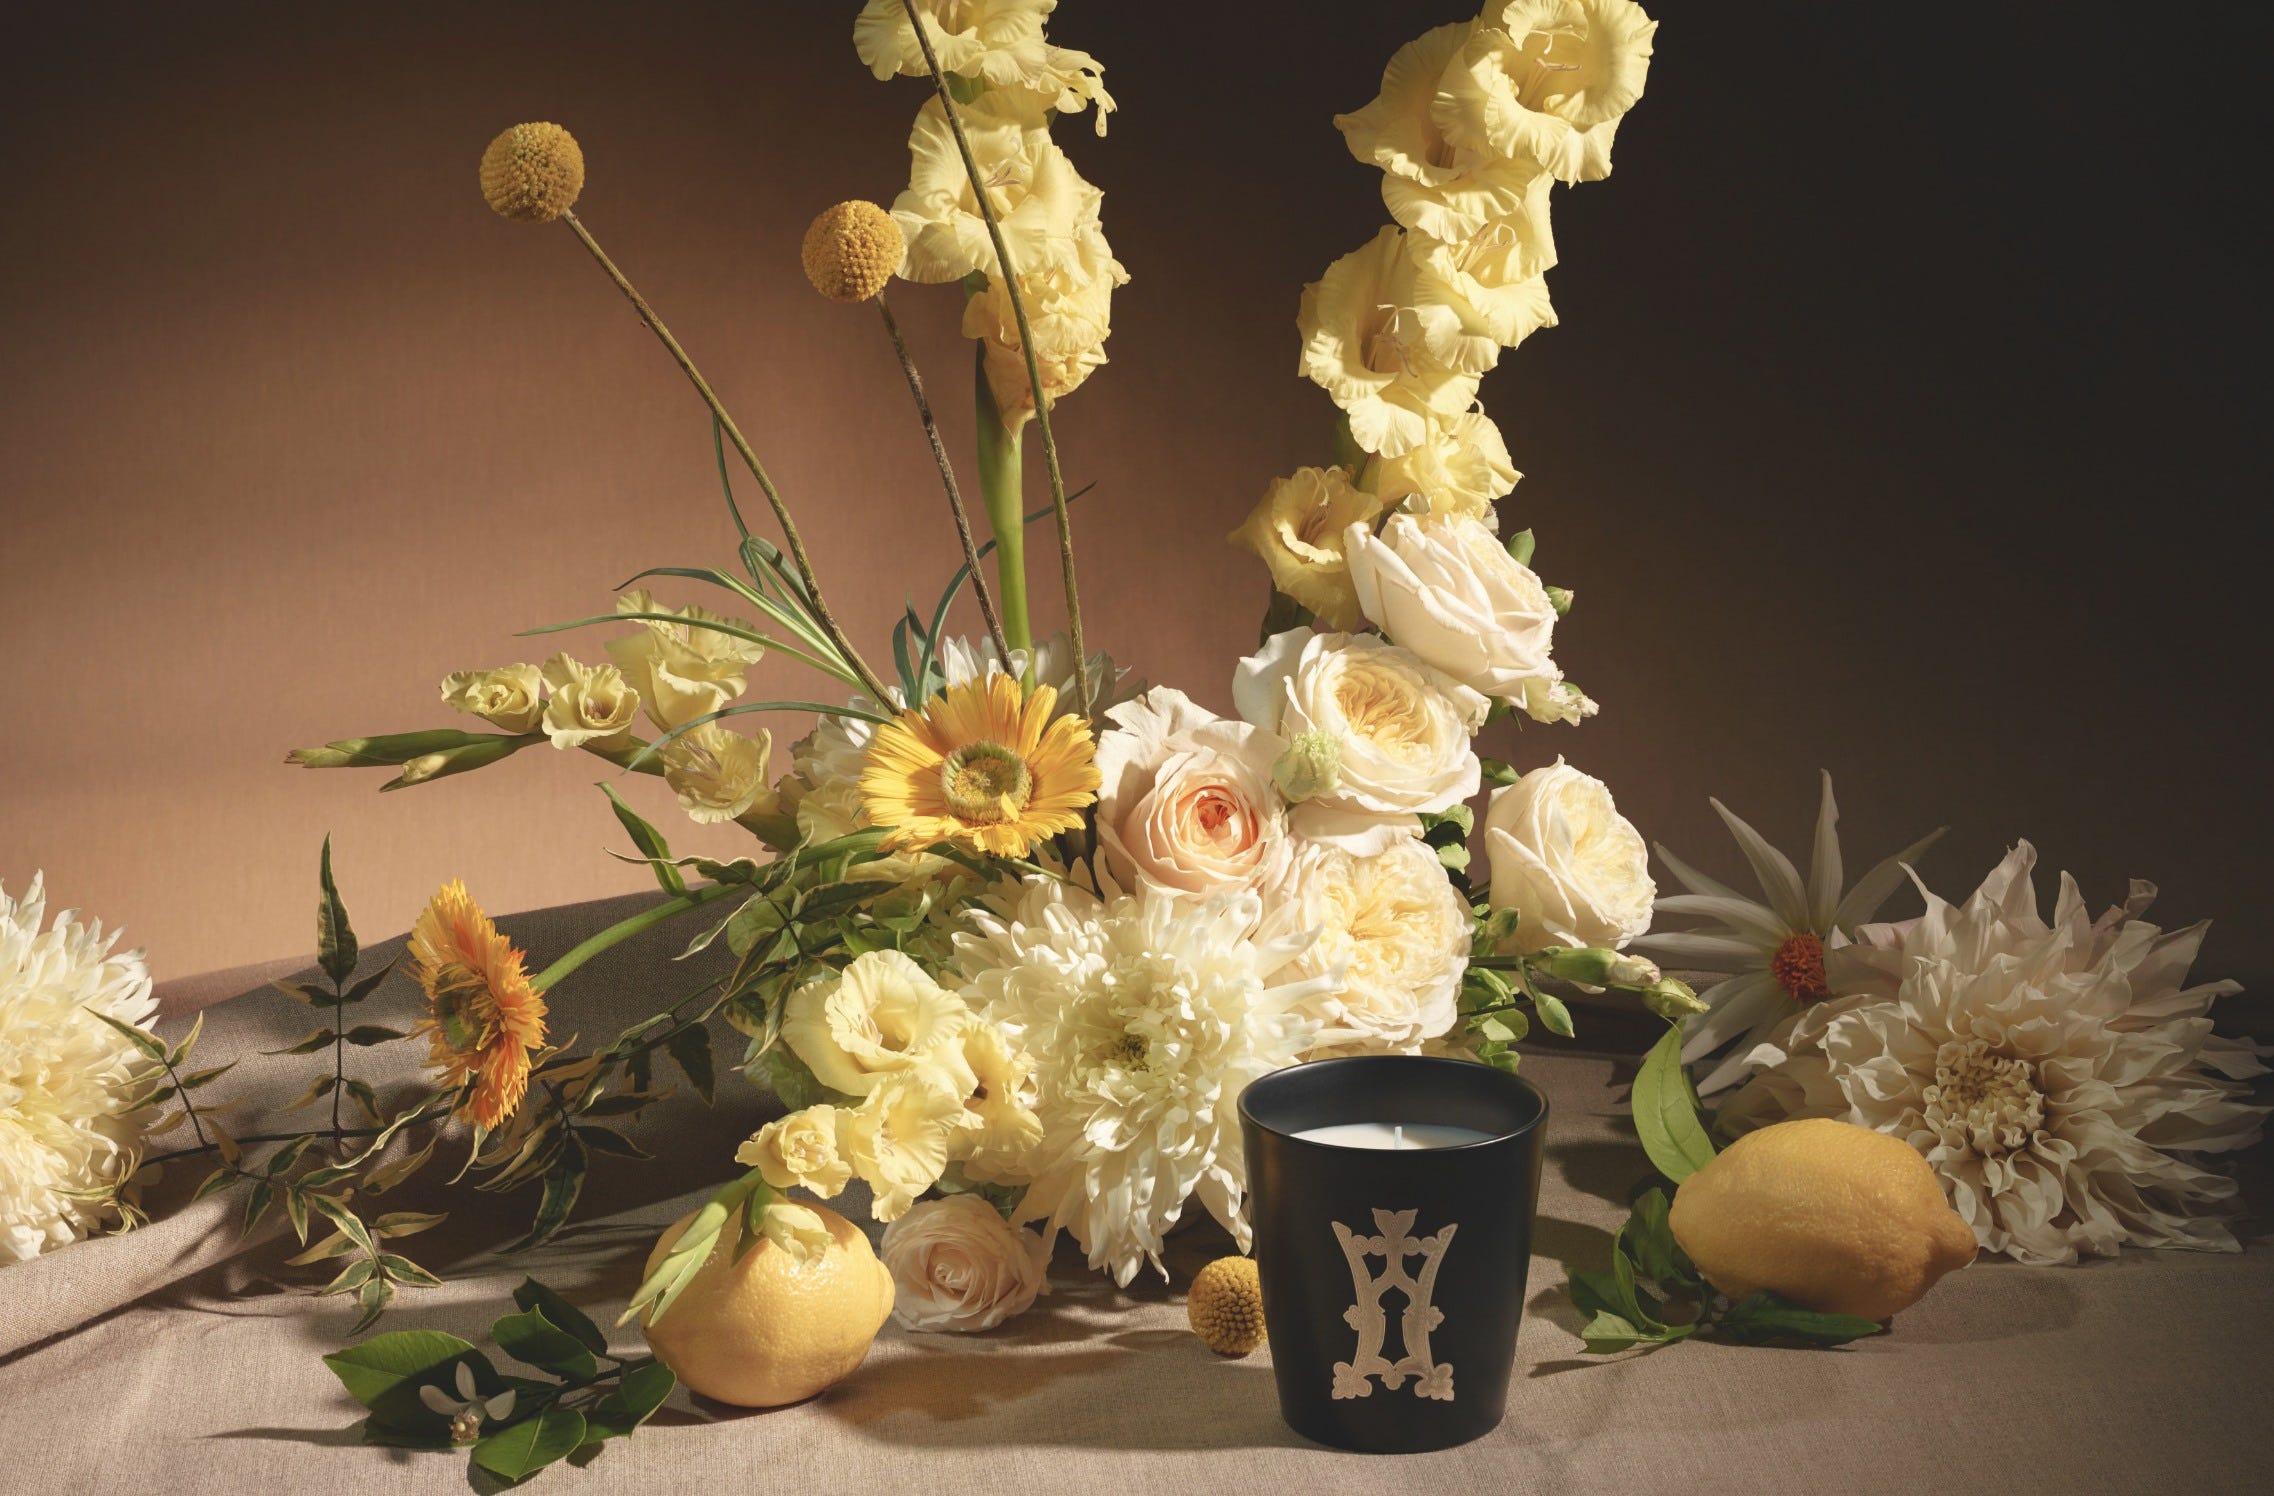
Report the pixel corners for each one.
[2,875,158,1263]
[1721,843,2269,1265]
[953,879,1332,1284]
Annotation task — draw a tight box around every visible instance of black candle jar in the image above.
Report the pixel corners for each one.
[1239,1055,1549,1453]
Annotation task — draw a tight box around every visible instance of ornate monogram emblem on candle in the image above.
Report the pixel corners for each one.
[1328,1207,1459,1402]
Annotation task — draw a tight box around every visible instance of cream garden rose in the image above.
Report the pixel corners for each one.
[1093,687,1290,905]
[1484,758,1654,951]
[880,1193,1052,1333]
[782,950,972,1097]
[736,1104,854,1196]
[1272,837,1468,1054]
[1345,511,1569,710]
[1234,628,1485,853]
[658,722,776,825]
[1228,466,1384,631]
[438,664,544,733]
[538,654,639,751]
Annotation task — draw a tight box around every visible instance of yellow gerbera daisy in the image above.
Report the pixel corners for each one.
[858,675,1100,857]
[407,880,549,1130]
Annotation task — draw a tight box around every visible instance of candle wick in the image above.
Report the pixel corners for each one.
[1394,1124,1405,1150]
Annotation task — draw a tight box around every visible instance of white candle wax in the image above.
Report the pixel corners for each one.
[1290,1122,1498,1150]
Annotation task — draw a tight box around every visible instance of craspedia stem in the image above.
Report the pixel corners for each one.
[876,290,1014,667]
[897,0,1091,716]
[554,209,893,705]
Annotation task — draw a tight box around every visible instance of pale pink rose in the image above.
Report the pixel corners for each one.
[880,1195,1051,1333]
[1094,687,1290,902]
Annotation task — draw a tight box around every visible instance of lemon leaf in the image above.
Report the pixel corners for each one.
[1633,1024,1716,1183]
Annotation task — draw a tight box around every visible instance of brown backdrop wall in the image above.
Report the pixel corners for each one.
[4,1,2268,987]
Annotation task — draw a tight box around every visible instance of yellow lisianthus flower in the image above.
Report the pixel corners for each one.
[853,0,1115,134]
[407,881,549,1130]
[1228,466,1384,631]
[946,1016,1045,1182]
[538,654,639,751]
[963,233,1128,429]
[1298,227,1482,458]
[438,664,544,734]
[859,675,1100,857]
[1442,1,1658,185]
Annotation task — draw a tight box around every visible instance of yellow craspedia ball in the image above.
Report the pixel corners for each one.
[1187,1255,1266,1356]
[480,122,585,223]
[801,200,904,303]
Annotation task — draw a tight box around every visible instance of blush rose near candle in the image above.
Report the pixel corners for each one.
[880,1195,1052,1332]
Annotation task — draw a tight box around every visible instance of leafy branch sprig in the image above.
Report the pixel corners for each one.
[324,1276,674,1487]
[1575,1027,1883,1354]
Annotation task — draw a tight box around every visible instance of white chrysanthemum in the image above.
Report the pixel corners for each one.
[1721,843,2270,1265]
[1634,773,1943,1093]
[1,875,157,1263]
[1335,23,1550,242]
[891,95,1101,283]
[1443,1,1658,184]
[1269,838,1467,1056]
[1298,227,1486,457]
[954,879,1331,1284]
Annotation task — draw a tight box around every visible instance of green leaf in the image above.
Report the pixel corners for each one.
[192,1165,237,1202]
[1714,1292,1884,1347]
[664,1024,716,1105]
[262,1027,337,1057]
[352,1275,396,1333]
[750,1044,828,1111]
[377,1253,444,1289]
[512,1278,608,1357]
[1624,1188,1697,1288]
[322,1330,478,1421]
[373,1210,448,1239]
[1506,528,1536,566]
[271,979,335,1007]
[1477,756,1521,787]
[584,1361,674,1441]
[309,1194,378,1255]
[320,1256,377,1296]
[1632,1024,1717,1184]
[240,1180,275,1235]
[494,1307,602,1383]
[284,1186,310,1244]
[165,1012,205,1066]
[337,956,398,1005]
[604,784,687,896]
[509,1135,588,1252]
[317,835,359,985]
[343,1025,407,1046]
[90,1011,165,1064]
[579,1127,649,1160]
[178,1061,236,1089]
[474,1406,588,1484]
[1580,1310,1692,1355]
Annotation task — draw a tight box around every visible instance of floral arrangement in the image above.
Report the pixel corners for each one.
[2,0,2265,1481]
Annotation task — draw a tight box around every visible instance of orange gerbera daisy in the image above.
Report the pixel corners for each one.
[407,880,549,1129]
[858,674,1100,857]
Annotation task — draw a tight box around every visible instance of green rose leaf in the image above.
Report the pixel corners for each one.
[1715,1292,1884,1347]
[1632,1024,1716,1184]
[473,1405,588,1484]
[493,1306,602,1383]
[512,1278,608,1356]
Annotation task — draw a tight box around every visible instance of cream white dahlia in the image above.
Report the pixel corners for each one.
[1721,843,2269,1265]
[953,879,1331,1284]
[1634,773,1943,1093]
[2,875,157,1263]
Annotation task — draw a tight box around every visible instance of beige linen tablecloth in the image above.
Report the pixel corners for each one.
[2,895,2267,1495]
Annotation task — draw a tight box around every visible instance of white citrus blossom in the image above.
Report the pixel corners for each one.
[1360,410,1520,525]
[1344,511,1566,708]
[1298,226,1484,458]
[1634,774,1943,1093]
[954,879,1331,1284]
[1269,837,1468,1055]
[1443,1,1658,184]
[1093,686,1291,907]
[1721,843,2269,1265]
[1,875,157,1263]
[1335,22,1551,241]
[1234,627,1486,855]
[891,95,1100,283]
[881,1193,1052,1332]
[1483,758,1653,952]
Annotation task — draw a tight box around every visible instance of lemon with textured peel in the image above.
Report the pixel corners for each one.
[1669,1118,1977,1322]
[639,1202,895,1407]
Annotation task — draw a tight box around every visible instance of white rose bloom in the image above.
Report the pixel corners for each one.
[658,722,776,825]
[1094,687,1291,906]
[881,1194,1052,1333]
[538,654,639,751]
[2,875,157,1263]
[1345,512,1567,708]
[438,664,544,733]
[1234,628,1485,855]
[1483,758,1654,951]
[1269,837,1468,1055]
[1720,843,2269,1265]
[955,880,1330,1284]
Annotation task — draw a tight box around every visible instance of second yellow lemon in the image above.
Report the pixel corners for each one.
[1668,1117,1977,1322]
[639,1202,896,1407]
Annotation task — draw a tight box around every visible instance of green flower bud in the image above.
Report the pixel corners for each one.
[1640,977,1708,1021]
[1533,946,1661,989]
[1274,729,1342,803]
